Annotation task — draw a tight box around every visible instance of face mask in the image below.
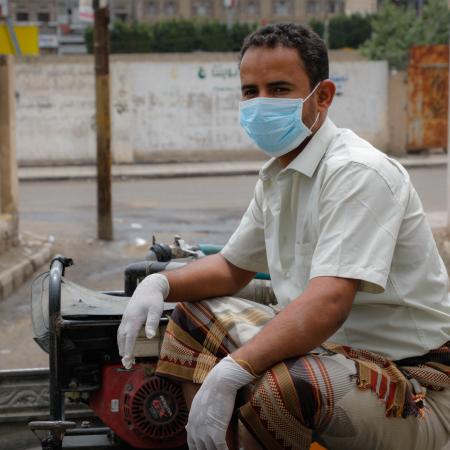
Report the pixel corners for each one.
[239,83,320,158]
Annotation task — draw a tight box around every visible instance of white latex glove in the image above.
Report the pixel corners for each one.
[186,355,256,450]
[117,273,169,369]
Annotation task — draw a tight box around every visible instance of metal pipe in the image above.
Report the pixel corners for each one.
[65,427,111,436]
[48,259,64,423]
[59,317,168,329]
[124,261,155,296]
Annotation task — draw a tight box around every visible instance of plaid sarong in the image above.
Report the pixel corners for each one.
[155,298,450,450]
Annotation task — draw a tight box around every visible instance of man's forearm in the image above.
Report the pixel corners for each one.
[231,276,358,375]
[164,253,256,303]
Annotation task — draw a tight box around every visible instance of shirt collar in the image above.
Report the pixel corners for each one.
[259,118,339,181]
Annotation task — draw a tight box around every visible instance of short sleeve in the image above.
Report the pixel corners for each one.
[221,180,268,273]
[310,162,406,293]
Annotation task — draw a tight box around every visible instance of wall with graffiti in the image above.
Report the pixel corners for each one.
[14,54,389,165]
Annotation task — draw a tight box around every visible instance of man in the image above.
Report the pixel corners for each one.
[118,23,450,450]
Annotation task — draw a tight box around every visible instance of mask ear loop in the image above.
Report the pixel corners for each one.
[308,111,321,132]
[304,82,322,132]
[303,81,321,103]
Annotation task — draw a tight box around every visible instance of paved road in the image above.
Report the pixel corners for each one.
[17,165,449,241]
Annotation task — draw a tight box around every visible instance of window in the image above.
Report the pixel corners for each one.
[37,12,50,22]
[146,1,159,16]
[307,0,320,14]
[16,12,29,21]
[192,1,212,17]
[164,0,178,16]
[273,0,292,16]
[116,13,128,21]
[241,0,259,16]
[328,0,343,13]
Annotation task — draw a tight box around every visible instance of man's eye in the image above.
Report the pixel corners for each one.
[273,87,288,94]
[242,89,256,96]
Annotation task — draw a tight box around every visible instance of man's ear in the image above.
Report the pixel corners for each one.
[317,79,336,110]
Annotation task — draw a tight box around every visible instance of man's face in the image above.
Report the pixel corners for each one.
[240,45,318,128]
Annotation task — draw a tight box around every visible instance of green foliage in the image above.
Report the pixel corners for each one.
[361,0,450,69]
[84,27,93,53]
[308,18,325,39]
[151,20,199,52]
[228,22,258,52]
[111,20,154,53]
[414,0,450,45]
[84,19,258,53]
[328,13,372,49]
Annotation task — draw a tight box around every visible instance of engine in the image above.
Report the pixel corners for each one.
[89,363,188,449]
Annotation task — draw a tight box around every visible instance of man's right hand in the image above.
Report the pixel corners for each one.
[117,273,170,369]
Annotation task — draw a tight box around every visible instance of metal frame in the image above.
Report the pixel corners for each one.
[29,255,116,449]
[29,255,171,449]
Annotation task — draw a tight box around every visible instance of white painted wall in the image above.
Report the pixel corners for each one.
[329,60,389,151]
[15,55,389,165]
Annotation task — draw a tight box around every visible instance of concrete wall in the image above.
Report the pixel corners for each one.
[14,53,389,165]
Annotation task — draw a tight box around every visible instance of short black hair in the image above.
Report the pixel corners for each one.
[240,23,329,88]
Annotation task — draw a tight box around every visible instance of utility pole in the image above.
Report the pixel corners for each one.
[0,55,19,241]
[93,0,113,241]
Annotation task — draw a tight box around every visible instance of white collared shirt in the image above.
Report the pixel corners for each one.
[222,118,450,360]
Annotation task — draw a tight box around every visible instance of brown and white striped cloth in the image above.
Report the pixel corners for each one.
[155,297,450,450]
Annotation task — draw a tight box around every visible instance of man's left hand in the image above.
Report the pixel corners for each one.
[186,355,256,450]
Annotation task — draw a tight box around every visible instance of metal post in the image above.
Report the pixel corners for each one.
[93,0,113,241]
[0,55,19,232]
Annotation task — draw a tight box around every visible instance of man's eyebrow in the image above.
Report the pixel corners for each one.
[241,83,257,91]
[241,81,295,91]
[266,80,295,87]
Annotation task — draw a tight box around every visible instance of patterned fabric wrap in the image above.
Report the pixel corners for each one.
[155,300,450,448]
[321,342,450,418]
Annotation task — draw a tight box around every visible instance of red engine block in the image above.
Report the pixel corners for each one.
[89,363,188,449]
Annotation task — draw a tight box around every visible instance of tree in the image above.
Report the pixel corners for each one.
[84,20,257,54]
[414,0,450,45]
[151,20,199,52]
[361,0,450,69]
[308,18,325,39]
[360,1,418,69]
[328,13,372,49]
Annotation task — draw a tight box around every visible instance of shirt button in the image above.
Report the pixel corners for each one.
[284,271,291,279]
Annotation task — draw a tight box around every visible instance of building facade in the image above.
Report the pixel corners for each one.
[5,0,449,25]
[5,0,359,26]
[4,0,448,54]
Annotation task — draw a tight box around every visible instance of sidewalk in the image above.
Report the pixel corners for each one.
[0,232,53,300]
[17,153,448,181]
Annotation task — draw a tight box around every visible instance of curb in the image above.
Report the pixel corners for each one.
[0,243,53,300]
[17,156,447,181]
[18,162,264,181]
[396,155,447,168]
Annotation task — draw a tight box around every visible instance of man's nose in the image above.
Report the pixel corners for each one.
[257,89,272,98]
